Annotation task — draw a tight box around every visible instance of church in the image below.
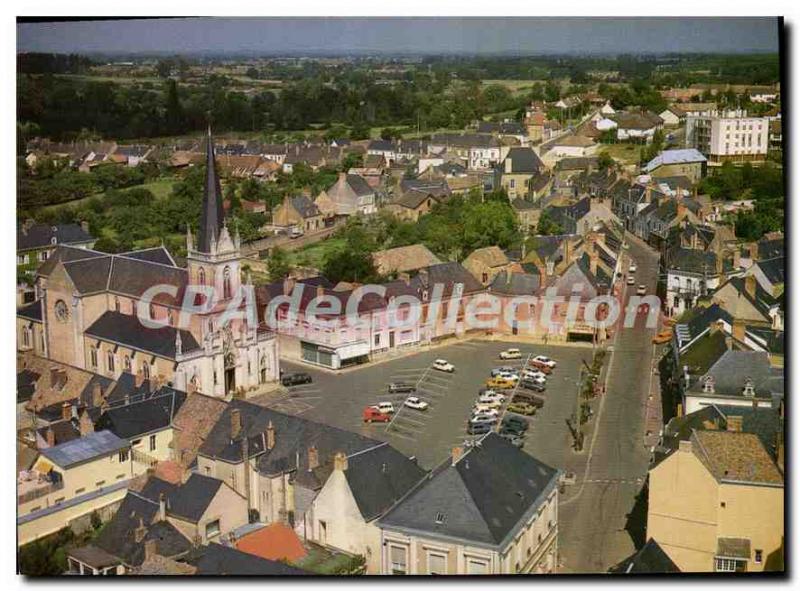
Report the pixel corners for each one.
[16,130,280,398]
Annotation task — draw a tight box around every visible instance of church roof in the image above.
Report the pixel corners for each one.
[197,128,225,254]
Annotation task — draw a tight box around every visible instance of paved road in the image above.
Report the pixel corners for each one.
[557,234,661,573]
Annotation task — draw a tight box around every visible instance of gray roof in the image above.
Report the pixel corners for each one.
[85,310,200,359]
[343,443,426,522]
[693,350,783,398]
[666,247,718,275]
[503,147,544,174]
[379,434,559,548]
[41,430,129,468]
[118,246,176,266]
[18,223,94,251]
[489,270,541,296]
[161,473,224,522]
[291,195,322,219]
[619,539,681,573]
[755,257,785,285]
[717,537,751,560]
[95,389,187,440]
[17,299,42,322]
[187,543,309,575]
[197,130,225,254]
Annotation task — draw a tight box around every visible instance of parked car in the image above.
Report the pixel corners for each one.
[281,372,313,387]
[290,228,305,239]
[375,402,395,414]
[521,368,547,381]
[432,359,455,373]
[627,275,635,286]
[531,355,557,369]
[486,376,515,390]
[502,415,529,432]
[628,263,637,273]
[478,393,506,405]
[499,348,522,360]
[404,396,429,411]
[467,422,492,435]
[513,393,545,408]
[636,284,647,296]
[490,366,517,377]
[652,329,673,345]
[474,397,502,409]
[520,379,547,392]
[507,402,536,416]
[500,432,525,448]
[389,382,416,394]
[363,406,391,423]
[472,405,500,417]
[469,413,498,425]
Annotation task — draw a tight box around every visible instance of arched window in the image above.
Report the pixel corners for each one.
[259,355,267,384]
[123,355,131,372]
[90,347,98,368]
[21,326,31,348]
[106,350,115,373]
[223,266,232,299]
[142,361,150,380]
[198,267,206,286]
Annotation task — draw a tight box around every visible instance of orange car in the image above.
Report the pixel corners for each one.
[652,329,673,344]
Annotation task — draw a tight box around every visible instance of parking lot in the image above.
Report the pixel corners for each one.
[262,339,594,470]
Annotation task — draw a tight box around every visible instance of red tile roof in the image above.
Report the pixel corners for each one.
[235,523,307,562]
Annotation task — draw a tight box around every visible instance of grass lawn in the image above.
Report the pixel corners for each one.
[40,176,179,214]
[598,144,643,166]
[481,79,546,94]
[286,236,347,268]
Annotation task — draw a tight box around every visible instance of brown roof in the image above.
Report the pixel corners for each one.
[18,352,105,413]
[552,134,595,148]
[235,523,307,563]
[372,244,442,276]
[692,430,783,486]
[171,392,228,468]
[464,246,510,269]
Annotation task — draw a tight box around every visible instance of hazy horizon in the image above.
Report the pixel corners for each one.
[17,17,780,57]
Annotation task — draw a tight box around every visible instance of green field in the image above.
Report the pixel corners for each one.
[287,236,346,268]
[598,144,642,166]
[40,176,178,214]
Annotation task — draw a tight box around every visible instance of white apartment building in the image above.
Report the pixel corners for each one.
[685,110,769,164]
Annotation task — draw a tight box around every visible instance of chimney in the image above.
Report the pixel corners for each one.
[158,493,166,522]
[231,408,242,439]
[92,382,104,407]
[731,319,746,343]
[135,370,145,388]
[307,446,319,471]
[61,401,71,421]
[451,446,463,466]
[333,451,348,472]
[726,416,743,432]
[744,275,757,299]
[266,421,275,450]
[79,411,94,436]
[143,539,158,562]
[45,427,55,447]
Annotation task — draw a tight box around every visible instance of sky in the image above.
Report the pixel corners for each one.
[17,17,780,56]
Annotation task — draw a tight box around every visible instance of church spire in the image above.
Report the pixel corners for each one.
[197,126,225,253]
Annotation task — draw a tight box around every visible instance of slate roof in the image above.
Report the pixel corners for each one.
[644,149,706,172]
[717,537,751,560]
[17,299,42,322]
[692,350,782,399]
[17,223,94,251]
[162,473,225,522]
[489,270,541,296]
[503,147,544,174]
[619,539,681,573]
[186,543,309,575]
[85,310,200,359]
[35,244,106,278]
[290,195,322,219]
[757,237,784,260]
[41,430,129,469]
[379,434,559,548]
[665,247,718,275]
[555,156,599,172]
[676,304,733,349]
[118,246,176,266]
[754,257,785,285]
[95,388,187,439]
[197,131,226,254]
[411,261,485,297]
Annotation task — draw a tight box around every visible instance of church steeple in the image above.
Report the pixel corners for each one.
[197,126,225,254]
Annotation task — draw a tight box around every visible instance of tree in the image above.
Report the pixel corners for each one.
[597,151,615,171]
[267,247,292,281]
[536,211,563,236]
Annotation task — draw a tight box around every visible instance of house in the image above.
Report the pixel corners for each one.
[372,244,441,277]
[384,189,445,222]
[746,257,784,298]
[611,111,663,142]
[685,110,770,164]
[510,198,540,232]
[307,442,426,573]
[315,173,377,217]
[113,145,154,167]
[234,522,307,563]
[541,134,597,163]
[554,95,583,111]
[462,246,512,286]
[643,149,707,183]
[17,221,95,279]
[646,429,783,572]
[711,276,782,330]
[663,247,722,317]
[499,147,545,200]
[377,434,560,574]
[273,195,326,233]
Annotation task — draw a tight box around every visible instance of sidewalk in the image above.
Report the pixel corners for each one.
[643,344,663,450]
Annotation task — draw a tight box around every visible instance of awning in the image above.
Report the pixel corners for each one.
[335,341,370,361]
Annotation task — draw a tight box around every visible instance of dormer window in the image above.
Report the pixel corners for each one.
[434,511,446,524]
[742,377,755,397]
[702,375,715,393]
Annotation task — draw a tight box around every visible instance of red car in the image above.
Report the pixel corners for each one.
[363,406,391,423]
[528,360,553,374]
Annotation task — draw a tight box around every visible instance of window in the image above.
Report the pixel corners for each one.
[90,347,98,369]
[466,559,489,575]
[755,550,763,564]
[142,361,150,380]
[17,254,27,265]
[95,480,106,488]
[21,326,31,348]
[389,545,407,575]
[427,552,446,575]
[149,434,157,452]
[123,356,131,372]
[319,520,327,544]
[118,450,129,463]
[106,351,115,373]
[38,251,49,262]
[114,297,120,312]
[374,334,380,347]
[715,558,746,572]
[75,488,85,495]
[132,439,142,447]
[205,519,221,539]
[116,474,125,480]
[198,267,206,286]
[223,266,232,299]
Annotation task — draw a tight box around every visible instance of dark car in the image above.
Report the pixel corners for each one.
[281,372,313,387]
[502,416,529,433]
[500,431,525,448]
[512,393,545,408]
[467,422,492,435]
[520,379,546,392]
[388,382,416,394]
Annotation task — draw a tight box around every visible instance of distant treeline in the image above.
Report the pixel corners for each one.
[18,52,95,74]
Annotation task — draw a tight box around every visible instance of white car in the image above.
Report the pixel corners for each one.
[499,348,522,360]
[432,359,455,373]
[627,275,635,286]
[628,263,637,273]
[532,355,557,369]
[474,398,502,410]
[498,372,520,383]
[521,371,546,384]
[636,285,647,296]
[490,366,517,377]
[521,368,547,381]
[374,402,395,414]
[478,392,506,404]
[473,406,500,418]
[404,396,429,411]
